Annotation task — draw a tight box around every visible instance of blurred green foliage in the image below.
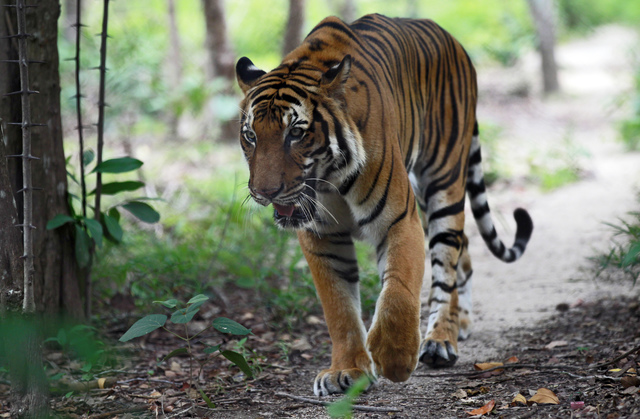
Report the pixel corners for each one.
[619,65,640,151]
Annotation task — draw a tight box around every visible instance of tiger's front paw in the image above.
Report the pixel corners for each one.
[419,338,458,367]
[367,316,420,382]
[313,368,376,396]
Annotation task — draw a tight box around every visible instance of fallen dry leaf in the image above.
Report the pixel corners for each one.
[467,400,495,416]
[452,389,468,399]
[621,386,639,395]
[505,356,519,364]
[621,376,640,388]
[474,362,504,371]
[511,393,527,406]
[545,340,568,350]
[528,388,559,405]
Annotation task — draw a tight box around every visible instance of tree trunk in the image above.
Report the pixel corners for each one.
[0,130,24,313]
[0,0,84,317]
[527,0,560,94]
[282,0,305,57]
[202,0,237,142]
[339,0,356,23]
[202,0,234,81]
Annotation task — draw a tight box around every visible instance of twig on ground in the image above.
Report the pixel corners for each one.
[117,377,177,386]
[588,343,640,370]
[275,392,403,413]
[414,362,581,378]
[562,371,622,382]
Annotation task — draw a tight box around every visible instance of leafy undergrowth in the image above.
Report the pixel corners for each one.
[2,288,638,418]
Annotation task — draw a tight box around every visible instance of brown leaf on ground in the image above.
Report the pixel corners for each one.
[505,356,519,363]
[528,388,559,405]
[511,393,527,406]
[467,400,496,416]
[621,386,639,395]
[473,362,504,371]
[621,376,640,388]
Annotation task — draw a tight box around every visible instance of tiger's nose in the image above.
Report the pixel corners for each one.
[253,184,284,200]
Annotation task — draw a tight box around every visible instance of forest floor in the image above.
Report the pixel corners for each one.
[3,25,640,419]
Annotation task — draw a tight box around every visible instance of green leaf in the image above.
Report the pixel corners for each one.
[153,299,178,308]
[84,218,103,248]
[159,347,188,364]
[47,214,74,230]
[122,201,160,224]
[221,350,254,378]
[327,375,370,418]
[187,294,209,305]
[170,304,201,324]
[64,391,74,399]
[199,389,216,408]
[622,242,640,267]
[93,157,143,174]
[102,213,123,243]
[119,314,167,342]
[74,224,91,268]
[203,344,221,355]
[49,372,65,381]
[90,181,145,196]
[82,149,95,167]
[67,169,80,186]
[213,317,252,336]
[108,207,120,222]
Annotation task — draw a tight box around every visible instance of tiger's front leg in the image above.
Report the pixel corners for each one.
[366,210,425,382]
[297,230,376,396]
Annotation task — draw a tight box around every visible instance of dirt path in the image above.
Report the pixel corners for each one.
[461,25,640,364]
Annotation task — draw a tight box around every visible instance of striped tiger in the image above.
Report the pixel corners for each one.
[235,13,533,396]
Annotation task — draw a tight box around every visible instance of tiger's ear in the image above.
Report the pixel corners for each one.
[321,55,351,97]
[236,57,266,94]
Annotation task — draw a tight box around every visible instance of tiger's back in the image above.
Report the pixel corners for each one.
[236,14,532,396]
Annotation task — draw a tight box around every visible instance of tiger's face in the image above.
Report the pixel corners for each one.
[236,55,364,229]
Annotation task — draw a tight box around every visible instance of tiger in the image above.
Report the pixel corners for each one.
[235,13,533,396]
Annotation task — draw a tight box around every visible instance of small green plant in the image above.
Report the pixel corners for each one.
[44,324,113,382]
[47,153,160,268]
[119,294,255,394]
[593,211,640,285]
[326,375,372,418]
[528,130,588,191]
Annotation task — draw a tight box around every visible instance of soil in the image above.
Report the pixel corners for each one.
[3,25,640,419]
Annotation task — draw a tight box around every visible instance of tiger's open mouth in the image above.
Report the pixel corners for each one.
[272,202,313,229]
[273,203,307,220]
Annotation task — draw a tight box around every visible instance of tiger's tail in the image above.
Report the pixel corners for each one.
[466,122,533,263]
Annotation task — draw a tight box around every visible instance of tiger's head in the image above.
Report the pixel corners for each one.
[235,55,365,229]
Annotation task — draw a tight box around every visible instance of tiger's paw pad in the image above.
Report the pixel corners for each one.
[313,368,376,396]
[419,339,458,368]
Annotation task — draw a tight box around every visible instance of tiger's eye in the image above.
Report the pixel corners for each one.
[245,131,256,141]
[289,127,304,138]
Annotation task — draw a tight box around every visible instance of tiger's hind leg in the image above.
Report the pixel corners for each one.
[411,164,468,368]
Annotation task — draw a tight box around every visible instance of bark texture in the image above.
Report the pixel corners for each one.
[0,0,83,317]
[282,0,305,57]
